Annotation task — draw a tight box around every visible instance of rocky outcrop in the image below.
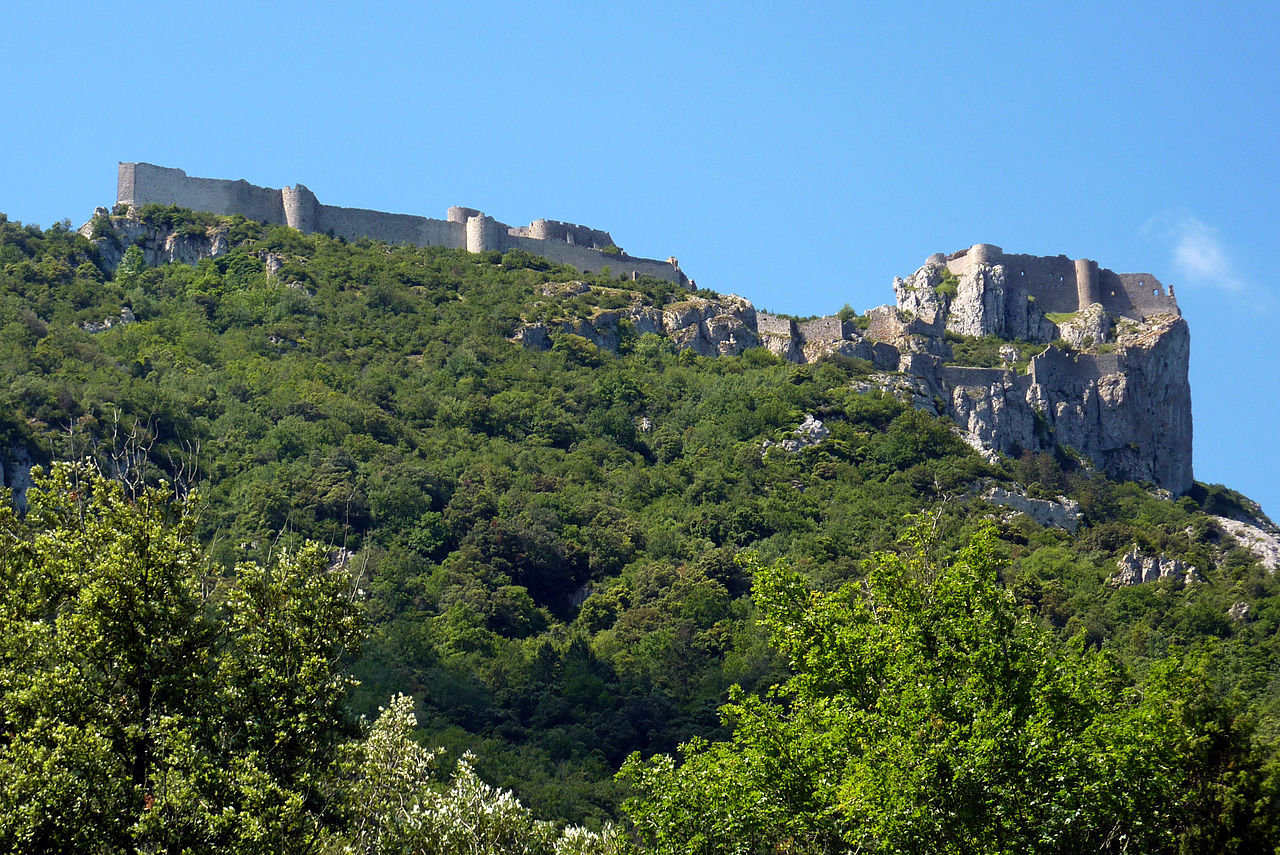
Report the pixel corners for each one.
[861,247,1195,494]
[80,213,230,273]
[1111,547,1200,586]
[516,290,758,357]
[983,486,1082,531]
[932,313,1192,492]
[963,266,1057,342]
[1056,303,1114,349]
[762,414,829,454]
[1212,516,1280,572]
[662,295,759,356]
[82,307,137,334]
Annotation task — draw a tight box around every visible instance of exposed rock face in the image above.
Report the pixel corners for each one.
[892,262,946,325]
[1041,314,1191,493]
[932,318,1192,494]
[80,214,229,273]
[762,414,830,454]
[1111,547,1199,586]
[1212,516,1280,572]
[516,290,758,357]
[663,295,759,356]
[82,307,137,334]
[871,250,1194,494]
[939,261,1058,342]
[983,486,1082,532]
[1056,303,1114,349]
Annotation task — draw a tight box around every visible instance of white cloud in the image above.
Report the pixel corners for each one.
[1143,211,1247,294]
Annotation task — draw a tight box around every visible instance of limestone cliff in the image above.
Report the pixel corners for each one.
[77,206,1193,496]
[517,245,1193,494]
[79,207,230,272]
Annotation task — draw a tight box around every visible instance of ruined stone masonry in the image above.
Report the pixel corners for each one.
[115,163,687,286]
[91,165,1194,496]
[517,243,1192,495]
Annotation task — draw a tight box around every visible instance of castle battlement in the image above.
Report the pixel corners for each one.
[115,163,687,285]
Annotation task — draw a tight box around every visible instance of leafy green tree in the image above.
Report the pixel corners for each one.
[0,464,363,853]
[621,521,1277,854]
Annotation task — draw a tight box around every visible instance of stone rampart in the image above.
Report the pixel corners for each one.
[120,162,286,226]
[1028,347,1123,386]
[756,313,798,337]
[115,163,684,284]
[1100,271,1178,318]
[509,219,615,250]
[798,316,846,341]
[944,242,1176,320]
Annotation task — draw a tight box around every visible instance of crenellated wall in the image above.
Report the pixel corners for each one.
[116,163,685,285]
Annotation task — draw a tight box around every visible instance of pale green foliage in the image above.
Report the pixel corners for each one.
[338,694,631,854]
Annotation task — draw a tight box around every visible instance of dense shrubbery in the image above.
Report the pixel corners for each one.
[2,211,1279,844]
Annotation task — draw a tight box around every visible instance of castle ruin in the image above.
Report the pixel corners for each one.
[938,243,1177,321]
[115,163,687,285]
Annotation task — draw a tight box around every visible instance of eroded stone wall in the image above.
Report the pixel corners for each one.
[116,163,684,284]
[120,163,286,226]
[944,242,1176,320]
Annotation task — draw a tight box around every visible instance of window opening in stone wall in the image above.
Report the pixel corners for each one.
[1153,288,1158,296]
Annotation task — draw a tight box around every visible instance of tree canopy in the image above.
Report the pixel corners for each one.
[621,522,1280,854]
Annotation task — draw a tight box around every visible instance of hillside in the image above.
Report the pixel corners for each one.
[2,206,1279,850]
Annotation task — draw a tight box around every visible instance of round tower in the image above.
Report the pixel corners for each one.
[1074,258,1099,309]
[282,184,319,233]
[466,215,498,254]
[528,219,554,241]
[448,206,481,224]
[969,243,1002,265]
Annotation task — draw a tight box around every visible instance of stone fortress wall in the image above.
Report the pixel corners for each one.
[116,163,687,285]
[944,243,1177,320]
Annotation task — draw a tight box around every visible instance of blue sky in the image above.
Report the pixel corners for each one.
[3,1,1278,517]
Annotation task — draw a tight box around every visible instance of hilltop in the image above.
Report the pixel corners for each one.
[1,196,1278,850]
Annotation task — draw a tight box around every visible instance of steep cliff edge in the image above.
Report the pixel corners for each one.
[517,247,1193,494]
[77,205,1192,495]
[882,252,1192,493]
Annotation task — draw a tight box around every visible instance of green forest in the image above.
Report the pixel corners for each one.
[1,210,1278,852]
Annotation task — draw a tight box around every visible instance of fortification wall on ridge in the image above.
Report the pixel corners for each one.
[756,313,798,337]
[1100,271,1178,318]
[501,234,681,281]
[317,204,464,248]
[1029,347,1124,386]
[120,163,286,225]
[115,163,684,284]
[798,317,846,341]
[509,219,615,250]
[945,242,1178,320]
